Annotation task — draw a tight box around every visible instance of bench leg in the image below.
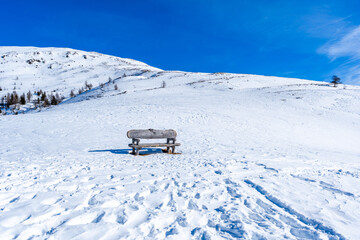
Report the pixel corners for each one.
[167,147,175,154]
[135,148,140,156]
[166,147,170,153]
[131,147,135,155]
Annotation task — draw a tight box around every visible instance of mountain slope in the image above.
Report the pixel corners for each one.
[0,47,360,239]
[0,46,159,97]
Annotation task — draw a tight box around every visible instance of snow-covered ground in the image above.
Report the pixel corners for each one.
[1,47,360,239]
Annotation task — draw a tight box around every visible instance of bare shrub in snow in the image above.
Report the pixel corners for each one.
[161,81,166,88]
[70,90,75,98]
[85,81,93,90]
[331,75,341,87]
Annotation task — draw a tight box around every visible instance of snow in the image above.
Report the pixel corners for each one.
[0,46,159,97]
[1,47,360,239]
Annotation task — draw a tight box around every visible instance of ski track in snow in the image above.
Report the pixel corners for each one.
[1,47,360,239]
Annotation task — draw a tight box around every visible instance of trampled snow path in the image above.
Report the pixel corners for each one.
[0,151,357,239]
[1,71,360,239]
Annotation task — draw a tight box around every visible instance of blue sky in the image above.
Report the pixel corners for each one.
[1,0,360,84]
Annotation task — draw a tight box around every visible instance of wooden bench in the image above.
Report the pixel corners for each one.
[127,129,180,155]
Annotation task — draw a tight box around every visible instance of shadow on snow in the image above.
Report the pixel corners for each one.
[89,148,163,155]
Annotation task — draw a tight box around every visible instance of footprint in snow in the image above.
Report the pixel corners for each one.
[176,214,188,227]
[116,210,127,224]
[165,227,178,237]
[163,183,170,190]
[67,211,105,225]
[88,194,104,205]
[187,199,199,210]
[191,227,207,238]
[9,196,20,203]
[167,193,177,212]
[134,192,144,202]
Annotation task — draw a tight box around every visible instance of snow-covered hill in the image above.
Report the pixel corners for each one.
[1,47,360,239]
[0,47,159,100]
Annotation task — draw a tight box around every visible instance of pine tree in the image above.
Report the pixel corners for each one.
[10,93,14,105]
[15,92,19,103]
[41,92,47,101]
[20,93,26,105]
[51,95,58,105]
[27,90,32,102]
[0,97,3,112]
[43,97,50,106]
[10,91,19,105]
[6,93,11,107]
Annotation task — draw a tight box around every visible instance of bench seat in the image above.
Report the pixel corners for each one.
[129,143,181,148]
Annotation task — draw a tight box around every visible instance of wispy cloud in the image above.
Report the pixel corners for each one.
[319,25,360,85]
[302,13,352,39]
[321,26,360,59]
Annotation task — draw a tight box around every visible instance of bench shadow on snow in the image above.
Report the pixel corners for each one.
[89,148,163,155]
